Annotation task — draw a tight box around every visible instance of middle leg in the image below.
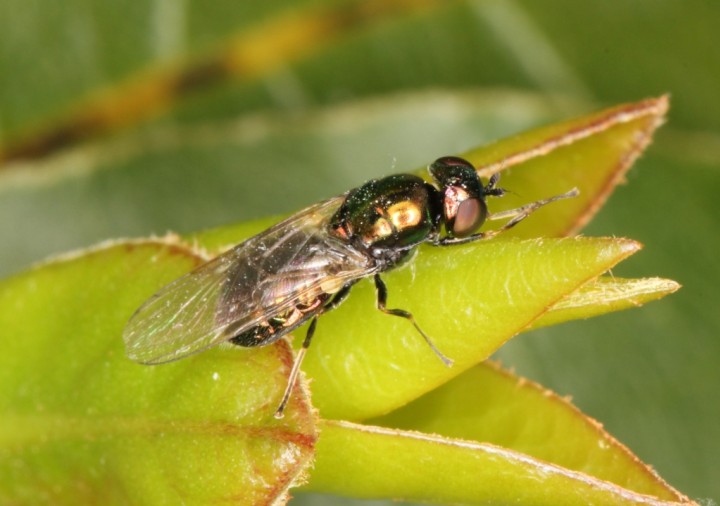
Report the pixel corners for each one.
[373,274,453,367]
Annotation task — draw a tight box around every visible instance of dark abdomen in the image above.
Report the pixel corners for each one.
[229,291,331,347]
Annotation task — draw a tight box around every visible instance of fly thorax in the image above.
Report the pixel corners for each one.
[330,174,437,257]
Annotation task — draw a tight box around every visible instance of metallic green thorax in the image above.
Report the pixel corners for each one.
[330,174,441,254]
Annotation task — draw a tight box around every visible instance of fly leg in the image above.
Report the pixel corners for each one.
[434,187,578,246]
[373,274,453,367]
[274,284,352,419]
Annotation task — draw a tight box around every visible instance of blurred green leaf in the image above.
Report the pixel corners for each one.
[0,90,571,277]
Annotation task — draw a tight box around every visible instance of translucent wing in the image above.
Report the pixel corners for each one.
[123,195,375,364]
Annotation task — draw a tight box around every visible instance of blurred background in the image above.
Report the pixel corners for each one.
[1,0,718,503]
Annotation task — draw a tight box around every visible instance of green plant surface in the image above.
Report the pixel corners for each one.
[2,1,718,503]
[367,362,682,502]
[299,236,642,421]
[307,418,685,506]
[0,98,690,504]
[0,236,678,505]
[0,242,317,505]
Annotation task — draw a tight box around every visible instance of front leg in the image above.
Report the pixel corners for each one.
[433,232,490,246]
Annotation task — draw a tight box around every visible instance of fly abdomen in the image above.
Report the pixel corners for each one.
[228,292,331,347]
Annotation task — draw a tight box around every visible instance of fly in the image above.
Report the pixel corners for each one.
[123,156,578,418]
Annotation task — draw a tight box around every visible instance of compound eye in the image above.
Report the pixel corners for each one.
[450,197,487,237]
[432,156,474,170]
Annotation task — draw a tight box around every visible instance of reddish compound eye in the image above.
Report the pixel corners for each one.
[450,197,486,237]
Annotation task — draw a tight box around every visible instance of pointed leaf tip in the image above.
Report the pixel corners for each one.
[303,236,643,420]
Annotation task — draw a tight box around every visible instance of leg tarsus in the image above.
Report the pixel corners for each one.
[487,187,579,223]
